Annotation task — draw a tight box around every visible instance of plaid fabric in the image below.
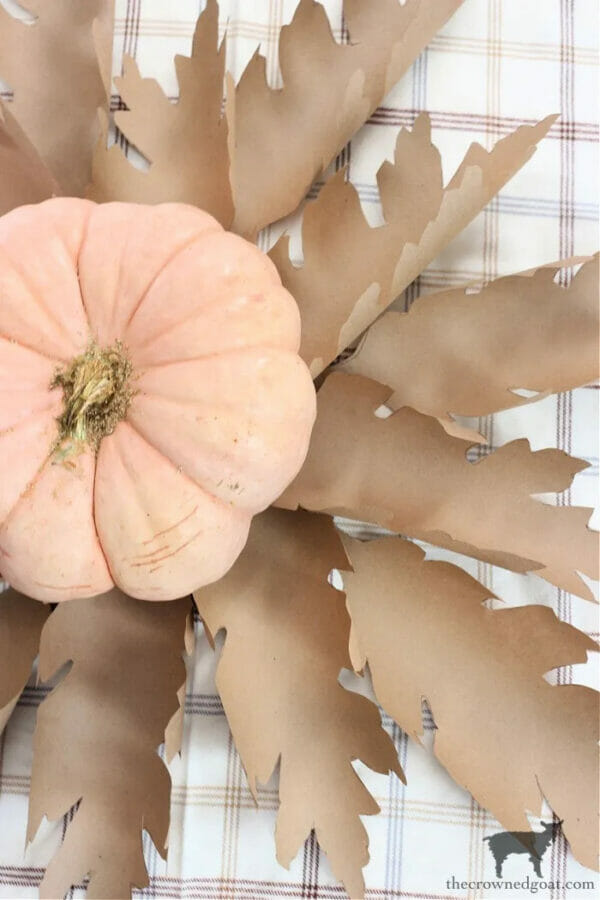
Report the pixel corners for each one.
[0,0,599,897]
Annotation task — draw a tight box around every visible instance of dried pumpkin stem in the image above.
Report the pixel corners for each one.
[51,342,134,452]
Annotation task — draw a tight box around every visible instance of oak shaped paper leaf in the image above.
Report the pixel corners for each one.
[89,0,234,228]
[229,0,465,236]
[344,255,600,423]
[0,588,49,736]
[270,113,557,376]
[0,0,112,195]
[27,590,190,900]
[0,102,59,217]
[341,535,600,870]
[195,508,403,900]
[279,372,598,600]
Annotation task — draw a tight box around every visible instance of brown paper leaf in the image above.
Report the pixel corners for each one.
[194,508,402,900]
[270,113,556,376]
[0,588,49,736]
[0,102,59,216]
[343,256,600,421]
[92,0,115,101]
[341,535,600,870]
[0,0,113,196]
[279,373,598,600]
[164,609,195,765]
[28,590,190,900]
[230,0,465,236]
[89,0,234,227]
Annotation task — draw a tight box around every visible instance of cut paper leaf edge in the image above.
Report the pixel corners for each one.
[0,588,49,736]
[27,590,189,900]
[343,254,600,421]
[195,508,403,900]
[279,372,598,601]
[271,113,557,376]
[340,534,600,871]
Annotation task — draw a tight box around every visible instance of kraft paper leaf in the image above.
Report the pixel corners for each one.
[92,0,115,101]
[230,0,465,236]
[0,0,113,196]
[0,588,49,736]
[279,373,598,600]
[89,0,234,227]
[270,113,556,376]
[194,508,402,900]
[28,590,190,900]
[343,255,600,421]
[341,535,600,870]
[164,608,195,765]
[0,102,58,217]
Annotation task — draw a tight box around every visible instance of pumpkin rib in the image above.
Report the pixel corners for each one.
[133,343,303,372]
[128,314,301,369]
[73,191,95,316]
[0,334,59,375]
[0,249,83,362]
[0,337,63,433]
[0,389,60,434]
[127,348,315,511]
[0,447,113,602]
[0,198,94,356]
[0,444,56,538]
[121,415,259,516]
[0,400,59,441]
[123,230,288,362]
[94,422,250,600]
[132,348,314,423]
[77,202,223,346]
[0,407,60,528]
[0,332,63,366]
[128,394,306,512]
[119,229,225,335]
[128,310,299,363]
[132,381,306,416]
[0,405,56,437]
[90,443,119,592]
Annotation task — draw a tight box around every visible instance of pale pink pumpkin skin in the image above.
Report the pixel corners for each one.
[0,198,316,602]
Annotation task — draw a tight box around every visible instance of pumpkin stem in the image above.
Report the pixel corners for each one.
[52,341,134,453]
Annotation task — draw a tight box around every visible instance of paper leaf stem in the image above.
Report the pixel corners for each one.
[28,590,190,900]
[0,588,49,736]
[0,0,113,196]
[279,373,598,600]
[341,535,600,870]
[89,0,234,227]
[343,256,600,421]
[271,113,556,376]
[195,509,402,900]
[230,0,465,236]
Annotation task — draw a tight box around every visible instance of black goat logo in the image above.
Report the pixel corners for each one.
[483,820,563,878]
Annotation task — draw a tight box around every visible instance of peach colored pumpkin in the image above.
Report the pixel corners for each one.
[0,198,316,602]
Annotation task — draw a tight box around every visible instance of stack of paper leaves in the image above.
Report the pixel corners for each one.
[0,1,597,897]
